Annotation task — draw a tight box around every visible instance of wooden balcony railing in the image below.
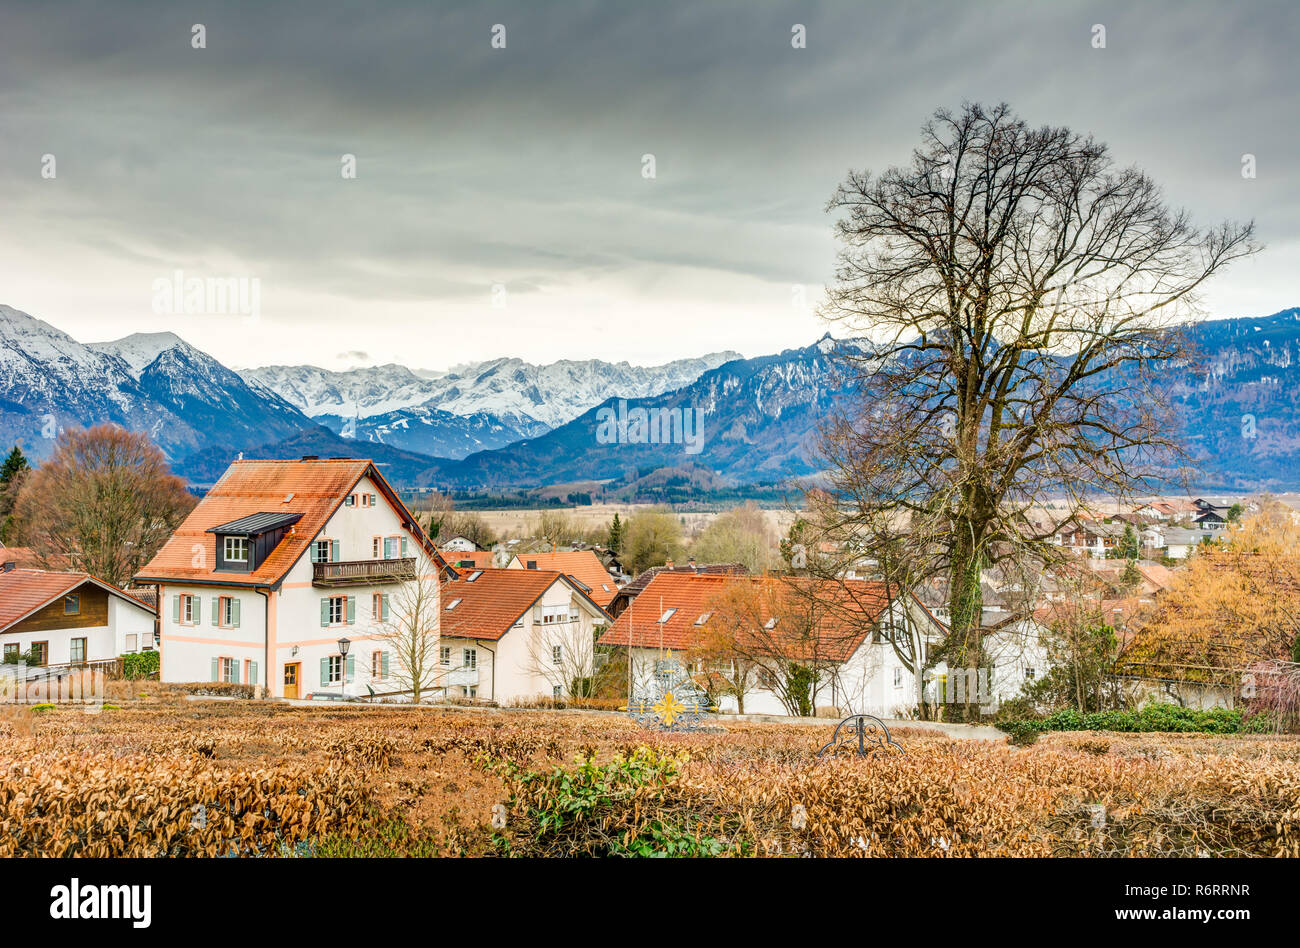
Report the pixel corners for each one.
[313,557,416,587]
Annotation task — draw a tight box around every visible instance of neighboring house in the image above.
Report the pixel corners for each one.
[134,457,443,699]
[437,567,611,702]
[441,550,500,571]
[507,550,621,610]
[1058,521,1128,558]
[439,535,479,553]
[1158,526,1219,559]
[0,565,157,668]
[597,571,947,719]
[1195,510,1228,531]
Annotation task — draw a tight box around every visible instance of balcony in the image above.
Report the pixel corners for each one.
[313,557,416,587]
[444,668,480,687]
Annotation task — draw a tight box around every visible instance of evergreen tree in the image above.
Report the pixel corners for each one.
[0,446,28,486]
[607,513,623,552]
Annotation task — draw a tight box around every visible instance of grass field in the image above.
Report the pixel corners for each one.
[2,688,1298,857]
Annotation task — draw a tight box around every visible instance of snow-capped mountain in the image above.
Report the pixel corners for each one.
[241,351,741,429]
[0,308,311,468]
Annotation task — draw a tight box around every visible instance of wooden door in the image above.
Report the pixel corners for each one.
[283,663,299,699]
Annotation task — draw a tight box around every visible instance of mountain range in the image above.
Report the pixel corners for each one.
[3,303,1300,491]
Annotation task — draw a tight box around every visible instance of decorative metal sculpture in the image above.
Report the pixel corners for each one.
[816,714,904,758]
[626,655,713,731]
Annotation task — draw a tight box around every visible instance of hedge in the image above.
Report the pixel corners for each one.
[995,703,1279,741]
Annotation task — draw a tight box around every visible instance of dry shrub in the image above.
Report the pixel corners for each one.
[0,751,373,857]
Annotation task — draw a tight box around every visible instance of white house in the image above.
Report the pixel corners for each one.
[597,571,947,719]
[437,566,611,702]
[135,457,443,699]
[0,565,157,667]
[439,535,479,553]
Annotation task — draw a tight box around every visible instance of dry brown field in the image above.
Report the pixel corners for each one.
[1,688,1297,857]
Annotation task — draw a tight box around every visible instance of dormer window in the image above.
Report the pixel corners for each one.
[658,609,676,623]
[224,536,249,563]
[207,511,302,573]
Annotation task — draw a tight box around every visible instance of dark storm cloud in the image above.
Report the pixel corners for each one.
[0,0,1295,365]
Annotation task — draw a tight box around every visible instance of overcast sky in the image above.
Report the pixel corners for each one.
[0,1,1296,371]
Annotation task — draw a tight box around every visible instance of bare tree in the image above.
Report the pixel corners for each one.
[818,102,1258,717]
[523,611,599,701]
[13,425,195,587]
[368,560,444,703]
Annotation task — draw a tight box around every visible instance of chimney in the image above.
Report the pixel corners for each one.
[665,558,674,569]
[688,558,696,570]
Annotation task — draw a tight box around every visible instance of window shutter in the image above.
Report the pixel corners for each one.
[211,598,219,626]
[231,661,240,684]
[381,652,390,677]
[383,537,393,559]
[320,657,330,685]
[330,540,340,562]
[194,597,202,624]
[172,596,180,622]
[249,661,258,686]
[346,597,356,625]
[210,658,218,682]
[382,595,390,622]
[370,493,377,507]
[401,537,409,557]
[232,599,241,627]
[346,654,356,677]
[320,599,330,627]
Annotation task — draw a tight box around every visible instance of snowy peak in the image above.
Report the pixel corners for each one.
[241,350,742,428]
[88,331,195,378]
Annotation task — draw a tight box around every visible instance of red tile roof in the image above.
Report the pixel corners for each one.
[135,458,431,587]
[0,569,155,631]
[510,551,620,607]
[598,572,894,662]
[440,568,608,641]
[442,551,500,571]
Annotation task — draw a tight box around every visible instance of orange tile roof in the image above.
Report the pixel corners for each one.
[442,551,499,571]
[440,568,607,641]
[510,551,619,607]
[598,572,893,661]
[134,458,428,587]
[0,569,155,631]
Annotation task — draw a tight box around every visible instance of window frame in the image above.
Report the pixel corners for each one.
[223,535,249,564]
[63,594,80,616]
[69,637,87,664]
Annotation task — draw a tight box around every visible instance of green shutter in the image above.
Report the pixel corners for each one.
[249,661,258,686]
[231,661,240,684]
[346,597,356,625]
[381,652,390,677]
[346,655,356,677]
[370,493,377,507]
[211,597,219,626]
[383,537,393,559]
[210,658,218,682]
[172,596,180,622]
[232,599,241,627]
[331,540,340,562]
[320,599,330,627]
[401,537,409,557]
[320,657,330,686]
[194,597,202,624]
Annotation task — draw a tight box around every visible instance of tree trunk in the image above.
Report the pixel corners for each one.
[947,527,984,721]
